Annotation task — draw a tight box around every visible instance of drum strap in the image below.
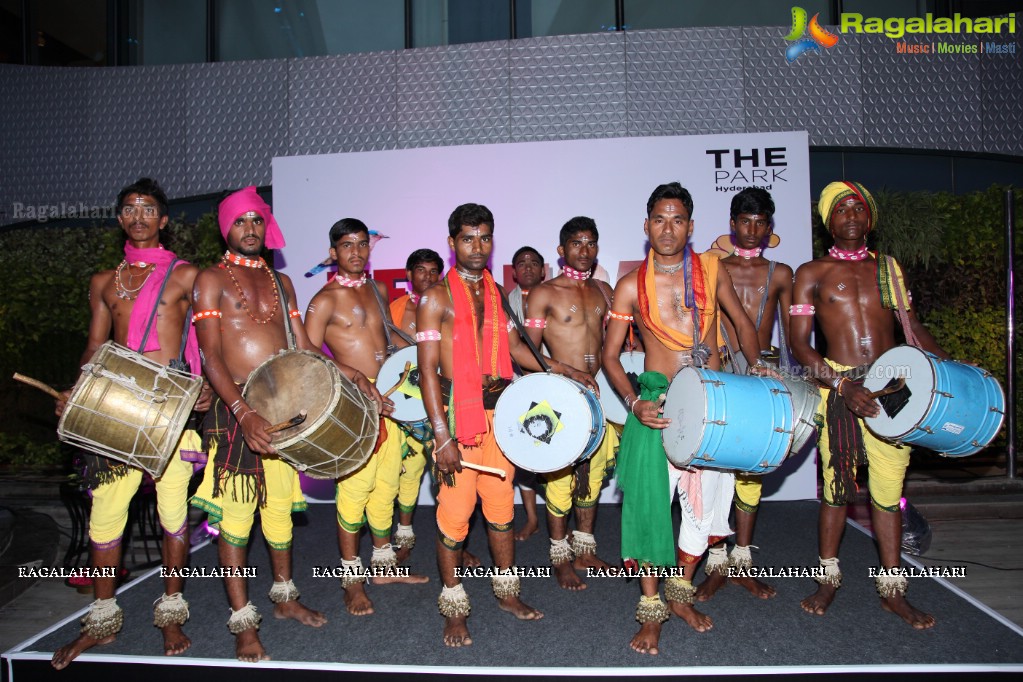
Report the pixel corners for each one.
[719,261,776,375]
[366,279,398,355]
[138,259,182,353]
[886,255,921,348]
[271,270,297,350]
[498,287,551,373]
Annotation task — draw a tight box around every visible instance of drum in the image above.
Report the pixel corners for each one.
[377,345,433,441]
[494,373,606,474]
[58,341,202,478]
[781,375,821,456]
[596,351,645,425]
[243,350,379,479]
[863,345,1005,457]
[661,366,794,473]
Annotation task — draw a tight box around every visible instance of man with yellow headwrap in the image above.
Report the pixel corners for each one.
[790,181,949,629]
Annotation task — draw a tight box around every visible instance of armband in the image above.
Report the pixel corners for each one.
[289,309,302,319]
[523,318,547,329]
[415,330,442,342]
[607,311,634,322]
[192,310,222,322]
[789,305,815,316]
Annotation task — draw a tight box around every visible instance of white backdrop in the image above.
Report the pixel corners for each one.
[271,131,817,503]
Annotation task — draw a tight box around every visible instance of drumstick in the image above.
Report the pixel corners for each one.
[12,373,63,401]
[459,460,507,479]
[266,410,308,435]
[383,361,413,398]
[868,378,906,399]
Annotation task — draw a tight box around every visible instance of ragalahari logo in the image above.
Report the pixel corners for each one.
[784,6,840,62]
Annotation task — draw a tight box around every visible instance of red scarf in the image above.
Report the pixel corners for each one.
[447,269,513,445]
[636,248,716,352]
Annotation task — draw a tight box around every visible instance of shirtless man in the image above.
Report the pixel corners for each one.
[388,248,443,563]
[304,218,428,617]
[602,182,771,655]
[52,178,209,669]
[507,245,546,542]
[417,203,596,647]
[792,181,947,629]
[697,187,792,602]
[522,217,617,590]
[191,188,382,661]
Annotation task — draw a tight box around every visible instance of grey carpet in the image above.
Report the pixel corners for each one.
[20,502,1023,667]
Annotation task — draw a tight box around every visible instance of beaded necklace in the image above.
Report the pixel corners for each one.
[221,253,279,324]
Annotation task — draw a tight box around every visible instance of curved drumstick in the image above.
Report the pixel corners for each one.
[266,410,308,435]
[12,373,63,400]
[868,378,906,399]
[460,461,507,479]
[383,361,413,398]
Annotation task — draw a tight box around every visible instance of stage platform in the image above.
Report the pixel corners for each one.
[3,501,1022,681]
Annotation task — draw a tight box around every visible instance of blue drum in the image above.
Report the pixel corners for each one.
[863,345,1005,457]
[494,373,606,474]
[661,366,794,474]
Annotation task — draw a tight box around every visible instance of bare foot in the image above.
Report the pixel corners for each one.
[669,601,713,632]
[800,583,837,616]
[695,572,727,602]
[343,583,374,616]
[515,519,538,542]
[274,599,327,626]
[51,632,115,669]
[371,570,430,585]
[629,621,661,655]
[395,545,412,564]
[461,550,481,568]
[235,628,270,663]
[443,615,473,647]
[497,596,544,620]
[161,623,191,656]
[881,594,936,629]
[732,575,776,599]
[572,551,611,573]
[554,561,586,590]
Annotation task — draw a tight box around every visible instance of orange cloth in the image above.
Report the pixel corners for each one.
[435,410,515,542]
[389,294,410,328]
[637,248,719,351]
[447,270,513,446]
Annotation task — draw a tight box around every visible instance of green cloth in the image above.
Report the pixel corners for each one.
[615,371,675,567]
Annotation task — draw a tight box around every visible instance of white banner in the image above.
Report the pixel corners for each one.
[272,131,816,503]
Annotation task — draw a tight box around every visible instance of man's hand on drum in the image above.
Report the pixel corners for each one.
[54,389,71,417]
[239,410,278,455]
[633,393,671,429]
[354,373,394,417]
[840,382,881,419]
[194,380,213,413]
[562,365,599,395]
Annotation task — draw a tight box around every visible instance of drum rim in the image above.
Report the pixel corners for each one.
[494,372,603,474]
[863,344,938,439]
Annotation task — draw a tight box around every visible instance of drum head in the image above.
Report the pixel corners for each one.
[244,350,338,440]
[862,345,933,439]
[597,352,645,425]
[494,374,600,473]
[660,367,705,467]
[377,346,429,423]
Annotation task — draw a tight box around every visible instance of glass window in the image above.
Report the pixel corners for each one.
[623,0,832,31]
[217,0,329,61]
[412,0,510,48]
[843,151,954,193]
[954,157,1023,194]
[840,0,934,20]
[317,0,404,55]
[0,0,24,64]
[124,0,206,65]
[517,0,617,38]
[34,0,107,66]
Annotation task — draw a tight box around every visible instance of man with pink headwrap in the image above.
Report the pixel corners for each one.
[191,186,386,662]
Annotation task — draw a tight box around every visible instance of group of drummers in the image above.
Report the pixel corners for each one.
[49,175,991,668]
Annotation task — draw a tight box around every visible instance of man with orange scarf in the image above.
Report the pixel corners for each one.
[416,203,596,648]
[602,183,770,656]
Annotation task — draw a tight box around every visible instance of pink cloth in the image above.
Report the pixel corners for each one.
[679,468,704,521]
[217,186,286,250]
[124,244,202,375]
